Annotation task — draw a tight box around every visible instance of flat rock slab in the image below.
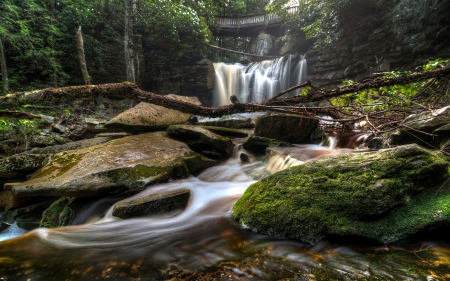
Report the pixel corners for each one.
[104,95,201,132]
[0,190,32,210]
[112,189,190,219]
[167,125,234,158]
[0,137,116,179]
[11,132,217,197]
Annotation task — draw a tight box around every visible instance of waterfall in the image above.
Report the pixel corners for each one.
[213,54,307,106]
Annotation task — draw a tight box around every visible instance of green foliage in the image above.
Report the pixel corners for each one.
[267,0,450,50]
[330,59,450,112]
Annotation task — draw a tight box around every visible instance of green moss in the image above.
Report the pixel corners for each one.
[31,152,85,179]
[232,144,449,244]
[40,197,71,228]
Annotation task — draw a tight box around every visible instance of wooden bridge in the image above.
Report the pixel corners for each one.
[211,6,299,37]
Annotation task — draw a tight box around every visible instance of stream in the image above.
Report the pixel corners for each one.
[1,141,450,280]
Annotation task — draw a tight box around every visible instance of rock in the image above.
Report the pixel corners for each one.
[94,132,131,138]
[84,118,118,136]
[0,190,32,210]
[104,95,201,133]
[254,113,319,143]
[53,124,67,134]
[0,154,48,179]
[201,126,249,138]
[40,197,89,228]
[242,136,294,154]
[11,132,217,197]
[29,133,72,147]
[232,144,449,244]
[167,125,234,158]
[395,106,450,145]
[0,137,116,180]
[112,189,190,219]
[2,198,57,224]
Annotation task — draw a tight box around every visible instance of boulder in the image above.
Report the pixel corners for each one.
[394,106,450,145]
[104,95,201,132]
[11,132,217,197]
[167,125,234,158]
[232,144,449,244]
[254,113,319,143]
[112,189,190,219]
[242,136,294,154]
[2,198,57,225]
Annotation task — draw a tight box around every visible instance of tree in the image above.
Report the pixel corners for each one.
[76,26,90,85]
[0,38,8,93]
[124,0,135,83]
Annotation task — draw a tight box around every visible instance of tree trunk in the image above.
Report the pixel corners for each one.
[76,26,91,85]
[0,37,9,93]
[124,0,135,84]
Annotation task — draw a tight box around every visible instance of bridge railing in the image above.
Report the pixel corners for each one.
[215,5,299,29]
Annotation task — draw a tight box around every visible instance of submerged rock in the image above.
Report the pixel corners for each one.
[11,132,217,197]
[104,95,201,133]
[232,144,449,244]
[167,125,234,158]
[254,113,319,143]
[112,189,190,219]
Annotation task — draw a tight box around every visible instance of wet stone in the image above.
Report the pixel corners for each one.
[112,189,191,219]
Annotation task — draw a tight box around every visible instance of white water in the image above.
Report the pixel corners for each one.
[213,54,307,106]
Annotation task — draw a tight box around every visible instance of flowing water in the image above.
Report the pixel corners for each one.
[1,141,450,280]
[213,54,307,106]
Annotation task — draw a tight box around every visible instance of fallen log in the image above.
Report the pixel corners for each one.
[0,65,448,120]
[0,111,42,119]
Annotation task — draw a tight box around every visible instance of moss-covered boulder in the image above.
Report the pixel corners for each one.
[104,95,201,133]
[254,113,318,143]
[167,125,234,158]
[232,144,449,244]
[242,136,294,154]
[112,189,190,219]
[11,132,217,197]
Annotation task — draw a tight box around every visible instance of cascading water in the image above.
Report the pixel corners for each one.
[1,137,450,280]
[213,54,307,106]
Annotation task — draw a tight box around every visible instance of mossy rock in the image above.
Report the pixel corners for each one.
[11,132,218,197]
[232,144,449,244]
[242,136,294,154]
[254,113,318,143]
[167,125,234,158]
